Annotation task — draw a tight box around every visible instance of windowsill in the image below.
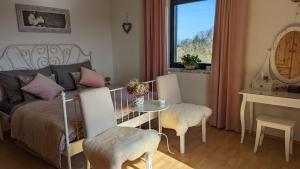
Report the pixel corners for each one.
[168,68,211,74]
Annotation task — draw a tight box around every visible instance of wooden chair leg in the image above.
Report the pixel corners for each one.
[259,127,265,147]
[254,122,262,153]
[84,159,90,169]
[180,134,185,154]
[146,152,153,169]
[290,127,294,155]
[202,118,206,143]
[285,128,291,162]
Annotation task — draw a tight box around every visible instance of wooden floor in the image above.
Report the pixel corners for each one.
[1,126,300,169]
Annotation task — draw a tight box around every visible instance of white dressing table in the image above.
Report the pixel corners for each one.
[240,25,300,144]
[239,88,300,143]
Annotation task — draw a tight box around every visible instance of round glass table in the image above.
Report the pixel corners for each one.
[132,100,169,129]
[132,100,174,154]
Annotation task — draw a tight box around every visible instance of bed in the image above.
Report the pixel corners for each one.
[0,44,158,169]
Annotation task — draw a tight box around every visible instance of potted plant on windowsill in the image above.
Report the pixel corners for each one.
[181,54,201,70]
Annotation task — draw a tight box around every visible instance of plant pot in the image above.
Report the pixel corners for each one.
[133,96,145,107]
[184,64,197,70]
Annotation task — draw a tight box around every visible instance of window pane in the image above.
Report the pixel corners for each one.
[175,0,216,64]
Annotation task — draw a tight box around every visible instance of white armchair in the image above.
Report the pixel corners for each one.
[79,88,160,169]
[157,74,212,154]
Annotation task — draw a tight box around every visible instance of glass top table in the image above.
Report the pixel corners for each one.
[239,88,300,144]
[240,88,300,100]
[131,100,174,154]
[131,100,170,113]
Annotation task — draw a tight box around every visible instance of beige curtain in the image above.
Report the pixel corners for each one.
[209,0,249,131]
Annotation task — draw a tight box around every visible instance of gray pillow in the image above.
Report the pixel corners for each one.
[69,72,89,90]
[1,83,18,114]
[0,66,52,103]
[0,85,7,102]
[50,61,91,91]
[18,74,56,101]
[0,101,19,114]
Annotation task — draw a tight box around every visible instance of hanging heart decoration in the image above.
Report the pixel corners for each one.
[122,22,132,34]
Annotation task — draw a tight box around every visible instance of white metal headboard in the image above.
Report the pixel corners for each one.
[0,44,92,71]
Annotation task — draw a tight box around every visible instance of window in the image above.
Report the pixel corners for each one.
[170,0,216,69]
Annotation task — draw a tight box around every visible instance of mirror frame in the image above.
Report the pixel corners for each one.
[270,25,300,84]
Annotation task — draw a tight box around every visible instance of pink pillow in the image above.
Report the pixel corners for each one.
[21,73,64,101]
[79,67,105,88]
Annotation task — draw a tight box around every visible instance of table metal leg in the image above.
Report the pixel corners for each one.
[156,111,174,154]
[139,111,141,128]
[148,112,151,129]
[158,111,162,133]
[240,94,247,144]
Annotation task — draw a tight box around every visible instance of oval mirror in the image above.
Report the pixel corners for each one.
[271,26,300,83]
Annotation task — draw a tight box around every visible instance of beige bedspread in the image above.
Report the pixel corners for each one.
[11,91,82,168]
[9,89,156,168]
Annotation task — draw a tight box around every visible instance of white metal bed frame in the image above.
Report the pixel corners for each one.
[0,44,159,169]
[61,80,157,169]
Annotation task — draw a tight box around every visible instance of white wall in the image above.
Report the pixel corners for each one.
[245,0,300,140]
[111,0,144,85]
[0,0,114,79]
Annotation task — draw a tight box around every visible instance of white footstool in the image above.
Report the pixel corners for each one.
[254,115,295,162]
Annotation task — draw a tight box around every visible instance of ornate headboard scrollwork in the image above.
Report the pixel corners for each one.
[0,44,92,71]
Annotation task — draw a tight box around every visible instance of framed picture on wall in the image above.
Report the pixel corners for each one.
[15,4,71,33]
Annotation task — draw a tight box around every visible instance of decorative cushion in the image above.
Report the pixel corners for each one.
[0,85,20,115]
[160,103,212,136]
[21,73,64,101]
[50,61,92,91]
[0,66,52,103]
[0,85,7,102]
[18,74,56,101]
[79,67,105,88]
[83,126,160,169]
[0,101,20,115]
[70,72,81,86]
[69,72,88,90]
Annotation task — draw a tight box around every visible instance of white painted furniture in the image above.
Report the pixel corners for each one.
[61,80,157,169]
[132,100,174,154]
[156,74,212,154]
[239,88,300,144]
[0,44,160,168]
[131,100,169,131]
[254,115,295,162]
[79,88,160,169]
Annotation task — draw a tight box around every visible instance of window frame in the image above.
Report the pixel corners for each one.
[170,0,213,70]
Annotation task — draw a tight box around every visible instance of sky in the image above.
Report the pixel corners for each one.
[177,0,216,41]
